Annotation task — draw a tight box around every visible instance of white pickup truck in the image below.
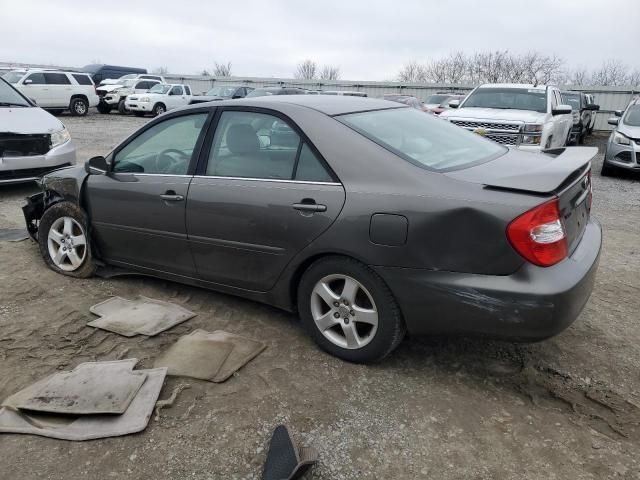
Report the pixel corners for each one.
[439,84,573,152]
[125,84,192,117]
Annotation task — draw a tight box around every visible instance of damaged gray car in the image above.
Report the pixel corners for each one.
[23,95,601,362]
[0,78,75,185]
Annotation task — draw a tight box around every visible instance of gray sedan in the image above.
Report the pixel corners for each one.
[23,96,601,362]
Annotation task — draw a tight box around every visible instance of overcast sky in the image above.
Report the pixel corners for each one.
[2,0,639,80]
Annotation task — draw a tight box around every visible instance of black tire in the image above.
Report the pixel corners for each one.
[134,111,145,117]
[38,202,96,278]
[97,102,112,114]
[152,103,166,116]
[117,99,128,115]
[70,97,89,116]
[297,256,405,363]
[601,161,615,177]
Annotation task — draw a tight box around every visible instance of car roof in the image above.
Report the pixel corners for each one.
[478,83,549,90]
[182,94,404,116]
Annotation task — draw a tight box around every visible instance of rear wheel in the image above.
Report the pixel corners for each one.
[70,97,89,116]
[297,256,405,363]
[152,103,166,116]
[38,202,95,278]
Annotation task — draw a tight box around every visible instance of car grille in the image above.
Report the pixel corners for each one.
[485,133,519,146]
[615,151,633,163]
[450,120,521,132]
[0,133,50,157]
[0,163,71,182]
[97,90,107,97]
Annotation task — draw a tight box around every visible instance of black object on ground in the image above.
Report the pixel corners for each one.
[262,425,318,480]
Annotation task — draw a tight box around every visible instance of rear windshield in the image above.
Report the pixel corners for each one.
[338,107,506,172]
[623,105,640,127]
[463,87,548,113]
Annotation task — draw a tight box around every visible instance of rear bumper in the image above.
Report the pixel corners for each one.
[0,140,76,185]
[374,219,602,340]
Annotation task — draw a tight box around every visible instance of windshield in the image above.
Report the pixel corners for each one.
[119,74,137,80]
[2,71,25,84]
[623,105,640,127]
[246,89,273,97]
[339,107,506,172]
[562,93,581,111]
[119,79,137,88]
[0,79,31,107]
[463,87,548,113]
[206,86,237,97]
[425,94,451,104]
[149,84,171,94]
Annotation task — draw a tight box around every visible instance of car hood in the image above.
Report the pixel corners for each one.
[441,107,546,123]
[97,84,123,93]
[0,106,64,134]
[617,123,640,140]
[445,146,597,194]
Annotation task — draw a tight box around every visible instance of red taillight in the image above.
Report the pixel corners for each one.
[507,198,568,267]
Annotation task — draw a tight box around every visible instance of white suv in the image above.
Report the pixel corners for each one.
[125,84,192,116]
[440,84,573,152]
[2,69,99,116]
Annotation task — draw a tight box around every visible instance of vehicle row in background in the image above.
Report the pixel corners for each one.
[560,91,600,144]
[602,97,640,176]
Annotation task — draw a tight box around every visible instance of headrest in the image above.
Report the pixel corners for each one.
[227,124,259,154]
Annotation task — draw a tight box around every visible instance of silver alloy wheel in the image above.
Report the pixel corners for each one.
[47,216,87,272]
[74,101,86,114]
[156,105,165,114]
[310,274,379,350]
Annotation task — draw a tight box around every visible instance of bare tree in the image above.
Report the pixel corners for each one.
[397,61,427,83]
[200,69,211,77]
[319,65,341,80]
[590,59,628,86]
[152,66,169,75]
[295,60,318,80]
[628,69,640,87]
[569,67,589,85]
[213,62,232,77]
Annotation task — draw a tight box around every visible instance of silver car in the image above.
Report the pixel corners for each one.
[0,78,75,185]
[602,97,640,176]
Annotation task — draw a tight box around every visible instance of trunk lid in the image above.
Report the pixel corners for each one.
[446,146,597,255]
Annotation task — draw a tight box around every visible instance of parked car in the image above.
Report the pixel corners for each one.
[189,85,254,104]
[383,94,423,109]
[427,94,466,115]
[98,79,163,114]
[81,64,147,86]
[98,73,166,88]
[561,91,599,144]
[321,91,368,97]
[423,92,460,110]
[440,84,573,151]
[585,93,599,134]
[124,84,192,116]
[602,97,640,176]
[0,78,75,184]
[3,69,98,116]
[23,96,600,363]
[246,87,307,97]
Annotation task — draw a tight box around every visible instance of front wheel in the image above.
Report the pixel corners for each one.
[38,202,95,278]
[117,99,129,114]
[152,103,166,116]
[297,256,405,363]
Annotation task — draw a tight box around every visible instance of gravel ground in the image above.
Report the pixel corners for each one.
[1,112,639,480]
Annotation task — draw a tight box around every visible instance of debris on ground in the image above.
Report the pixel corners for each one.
[0,228,29,242]
[87,296,195,337]
[154,383,191,421]
[154,329,266,382]
[262,425,318,480]
[0,360,167,441]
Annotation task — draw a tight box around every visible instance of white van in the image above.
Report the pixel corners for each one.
[2,69,99,116]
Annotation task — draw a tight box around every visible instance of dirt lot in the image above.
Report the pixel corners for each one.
[1,112,639,480]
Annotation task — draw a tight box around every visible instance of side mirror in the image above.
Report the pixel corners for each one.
[607,117,620,126]
[552,104,572,115]
[593,104,600,111]
[85,155,108,175]
[23,79,33,85]
[614,110,623,117]
[448,99,460,109]
[585,104,599,111]
[232,94,242,99]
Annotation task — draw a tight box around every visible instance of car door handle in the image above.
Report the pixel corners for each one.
[292,201,327,212]
[160,191,184,202]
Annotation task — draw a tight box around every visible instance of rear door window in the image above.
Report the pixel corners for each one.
[72,74,93,85]
[170,86,184,95]
[44,73,71,85]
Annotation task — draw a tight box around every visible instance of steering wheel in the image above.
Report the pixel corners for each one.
[155,149,190,174]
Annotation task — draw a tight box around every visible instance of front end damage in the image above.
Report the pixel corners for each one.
[23,191,46,240]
